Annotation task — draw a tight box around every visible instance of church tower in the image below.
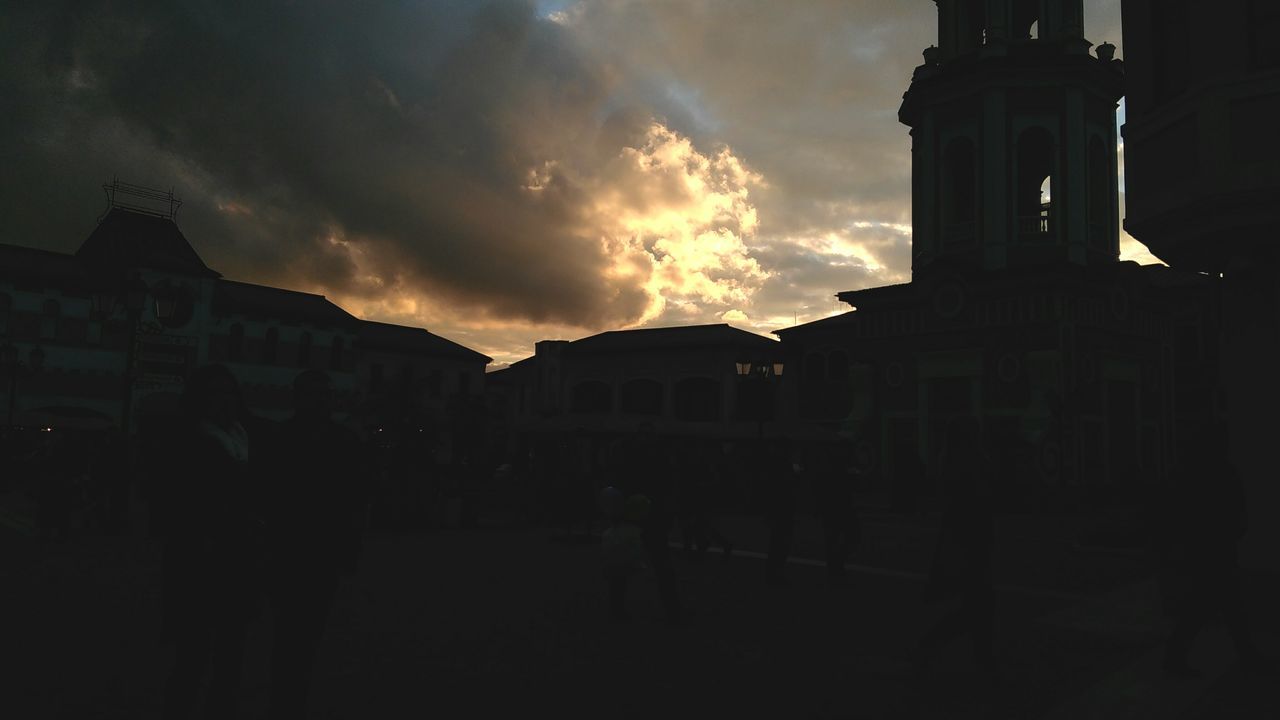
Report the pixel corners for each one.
[902,0,1125,278]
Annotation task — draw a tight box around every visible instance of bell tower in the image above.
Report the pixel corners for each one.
[902,0,1125,278]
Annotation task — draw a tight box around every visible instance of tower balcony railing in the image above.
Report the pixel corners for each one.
[1018,213,1053,240]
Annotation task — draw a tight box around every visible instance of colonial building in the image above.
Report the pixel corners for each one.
[0,183,490,435]
[488,323,786,447]
[778,0,1216,510]
[1121,0,1280,568]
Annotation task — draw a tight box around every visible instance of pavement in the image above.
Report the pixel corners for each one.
[3,491,1278,719]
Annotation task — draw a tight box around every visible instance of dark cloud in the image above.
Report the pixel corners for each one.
[1,0,1133,363]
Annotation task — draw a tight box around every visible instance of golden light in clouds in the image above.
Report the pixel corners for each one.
[576,122,771,325]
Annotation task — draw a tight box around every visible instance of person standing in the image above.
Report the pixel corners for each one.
[1160,422,1270,677]
[764,439,798,588]
[912,415,996,673]
[160,365,263,719]
[617,423,682,626]
[261,369,366,719]
[812,437,860,588]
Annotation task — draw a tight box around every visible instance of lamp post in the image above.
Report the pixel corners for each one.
[2,342,45,428]
[93,273,168,435]
[735,355,785,439]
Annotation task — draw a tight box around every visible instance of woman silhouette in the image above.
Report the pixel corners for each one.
[913,414,996,671]
[160,364,264,719]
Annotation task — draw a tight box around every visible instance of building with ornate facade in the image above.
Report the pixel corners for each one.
[777,0,1216,510]
[1121,0,1279,568]
[0,185,490,437]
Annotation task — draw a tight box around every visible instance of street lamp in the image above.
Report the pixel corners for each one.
[736,354,785,438]
[93,272,153,435]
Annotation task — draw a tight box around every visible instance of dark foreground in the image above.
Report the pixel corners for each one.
[3,505,1278,720]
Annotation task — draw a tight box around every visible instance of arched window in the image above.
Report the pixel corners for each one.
[0,293,13,335]
[297,331,312,368]
[959,1,988,52]
[942,137,977,244]
[40,299,60,340]
[620,378,664,415]
[828,350,850,381]
[330,336,345,371]
[805,352,827,382]
[1013,3,1041,40]
[571,381,613,414]
[1017,127,1055,241]
[1088,135,1111,249]
[228,323,244,361]
[262,327,279,365]
[674,377,720,422]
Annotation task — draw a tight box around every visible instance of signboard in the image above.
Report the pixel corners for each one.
[133,331,196,388]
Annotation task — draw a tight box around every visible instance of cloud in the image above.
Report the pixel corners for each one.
[1,0,1148,365]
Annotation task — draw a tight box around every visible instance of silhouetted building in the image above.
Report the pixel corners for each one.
[0,183,490,434]
[777,0,1216,509]
[1121,0,1280,569]
[489,324,784,446]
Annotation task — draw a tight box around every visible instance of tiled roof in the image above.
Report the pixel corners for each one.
[75,208,220,277]
[356,320,491,363]
[213,280,358,327]
[0,243,92,287]
[568,323,778,353]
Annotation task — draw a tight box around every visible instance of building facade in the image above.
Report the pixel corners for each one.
[0,188,490,437]
[1121,0,1280,568]
[778,0,1217,510]
[488,324,786,446]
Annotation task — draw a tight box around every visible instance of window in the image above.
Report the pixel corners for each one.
[620,378,664,415]
[828,350,850,381]
[40,299,60,340]
[429,369,442,398]
[297,331,312,368]
[370,363,384,393]
[673,377,720,422]
[228,324,244,362]
[571,381,613,413]
[1013,2,1040,39]
[262,327,279,365]
[1017,127,1055,241]
[959,1,988,52]
[458,370,471,396]
[804,352,827,382]
[330,336,345,371]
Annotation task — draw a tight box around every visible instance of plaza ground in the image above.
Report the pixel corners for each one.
[3,493,1277,719]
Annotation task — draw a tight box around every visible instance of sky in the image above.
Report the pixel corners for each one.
[1,0,1157,367]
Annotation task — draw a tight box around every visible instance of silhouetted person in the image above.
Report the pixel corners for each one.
[1160,422,1270,677]
[161,364,263,720]
[261,369,366,719]
[811,438,860,588]
[601,490,648,623]
[680,442,734,562]
[912,415,995,674]
[617,424,682,626]
[764,439,798,588]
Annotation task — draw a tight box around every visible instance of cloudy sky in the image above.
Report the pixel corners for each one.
[2,0,1154,366]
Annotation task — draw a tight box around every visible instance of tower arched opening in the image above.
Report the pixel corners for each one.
[1017,127,1056,241]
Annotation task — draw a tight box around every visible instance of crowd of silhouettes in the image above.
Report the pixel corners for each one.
[2,371,1276,714]
[149,364,367,720]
